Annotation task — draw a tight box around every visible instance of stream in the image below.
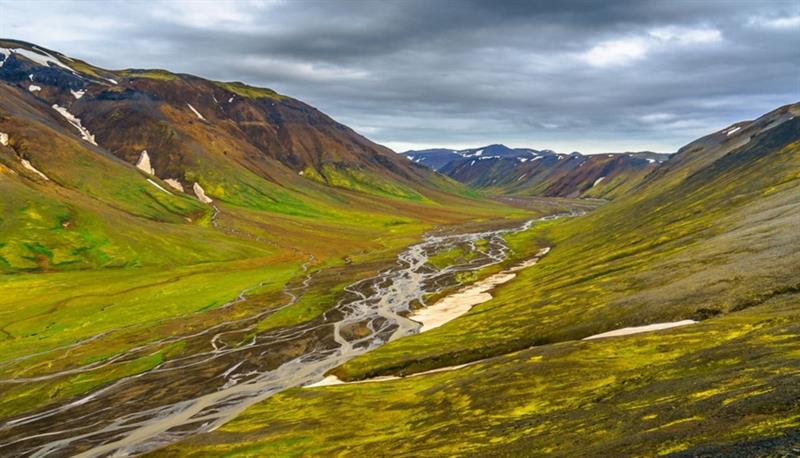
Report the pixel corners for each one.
[0,213,576,457]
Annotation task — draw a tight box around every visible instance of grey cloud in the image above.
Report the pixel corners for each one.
[1,0,797,153]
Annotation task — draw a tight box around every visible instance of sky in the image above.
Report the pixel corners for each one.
[1,0,798,154]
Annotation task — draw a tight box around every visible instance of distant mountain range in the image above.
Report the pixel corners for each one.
[402,145,672,199]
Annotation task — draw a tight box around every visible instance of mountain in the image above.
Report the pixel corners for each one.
[401,144,551,171]
[441,150,671,198]
[0,39,468,211]
[405,143,671,198]
[159,103,800,456]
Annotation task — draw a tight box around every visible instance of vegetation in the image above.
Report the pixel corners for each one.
[155,294,800,457]
[212,81,286,100]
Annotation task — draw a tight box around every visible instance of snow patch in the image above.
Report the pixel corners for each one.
[135,150,155,175]
[146,179,173,195]
[70,89,85,99]
[0,132,8,146]
[187,103,206,121]
[517,157,529,162]
[592,176,606,187]
[227,96,234,103]
[21,159,49,181]
[106,78,118,85]
[28,84,41,92]
[646,158,656,164]
[193,182,213,203]
[726,126,741,136]
[6,47,75,72]
[164,178,184,192]
[583,320,696,340]
[51,104,97,145]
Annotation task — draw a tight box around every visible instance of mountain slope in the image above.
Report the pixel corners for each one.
[160,103,800,456]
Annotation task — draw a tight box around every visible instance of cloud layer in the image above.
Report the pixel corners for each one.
[1,0,798,153]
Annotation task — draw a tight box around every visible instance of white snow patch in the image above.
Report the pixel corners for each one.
[28,84,41,92]
[146,179,173,195]
[164,178,184,192]
[135,150,155,175]
[227,96,234,103]
[21,159,49,180]
[28,74,34,81]
[592,176,606,187]
[193,182,213,203]
[51,104,97,145]
[106,78,118,85]
[646,158,656,164]
[518,157,529,162]
[8,47,74,72]
[298,170,305,176]
[469,160,476,166]
[726,126,741,136]
[473,149,484,156]
[187,103,206,121]
[583,320,696,340]
[517,173,527,181]
[531,156,542,161]
[70,89,85,99]
[0,132,8,146]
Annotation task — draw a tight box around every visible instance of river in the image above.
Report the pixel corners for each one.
[0,213,576,457]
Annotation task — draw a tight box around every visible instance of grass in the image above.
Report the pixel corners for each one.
[153,294,800,457]
[212,81,286,100]
[117,69,178,81]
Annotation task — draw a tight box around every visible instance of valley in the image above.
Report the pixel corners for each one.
[0,212,584,457]
[0,37,798,458]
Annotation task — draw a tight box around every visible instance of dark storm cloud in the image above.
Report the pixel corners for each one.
[2,0,798,152]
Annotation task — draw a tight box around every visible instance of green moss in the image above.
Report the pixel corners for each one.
[117,69,178,81]
[213,81,286,100]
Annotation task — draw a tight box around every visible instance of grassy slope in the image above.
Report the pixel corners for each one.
[154,109,800,455]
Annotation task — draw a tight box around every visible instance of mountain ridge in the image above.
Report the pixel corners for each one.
[403,143,672,199]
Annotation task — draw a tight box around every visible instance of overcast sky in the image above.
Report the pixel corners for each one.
[1,0,798,153]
